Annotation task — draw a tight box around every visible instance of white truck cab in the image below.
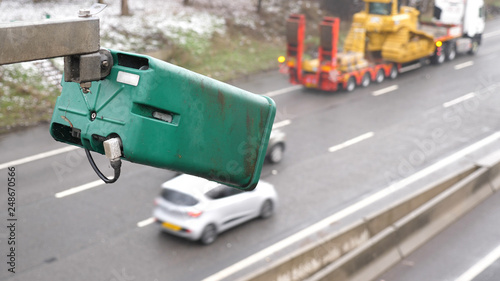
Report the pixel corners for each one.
[434,0,485,38]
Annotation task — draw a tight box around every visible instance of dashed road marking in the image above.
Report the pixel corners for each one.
[137,217,156,228]
[55,179,106,198]
[265,85,302,97]
[455,61,474,70]
[328,132,375,153]
[0,146,79,170]
[443,92,475,108]
[484,30,500,38]
[273,119,291,129]
[372,85,398,96]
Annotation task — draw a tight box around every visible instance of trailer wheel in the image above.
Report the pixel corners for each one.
[345,77,356,92]
[446,43,457,61]
[389,65,398,79]
[468,39,479,55]
[375,69,385,83]
[431,49,445,64]
[361,73,371,87]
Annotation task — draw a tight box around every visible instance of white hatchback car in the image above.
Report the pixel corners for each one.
[153,174,278,244]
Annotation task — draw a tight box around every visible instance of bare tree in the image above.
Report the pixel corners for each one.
[256,0,263,13]
[121,0,130,16]
[183,0,190,6]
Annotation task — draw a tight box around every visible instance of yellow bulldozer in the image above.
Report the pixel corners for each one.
[344,0,435,64]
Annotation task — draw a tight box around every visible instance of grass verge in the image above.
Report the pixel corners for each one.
[0,64,59,134]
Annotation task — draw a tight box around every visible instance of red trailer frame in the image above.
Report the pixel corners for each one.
[283,15,397,93]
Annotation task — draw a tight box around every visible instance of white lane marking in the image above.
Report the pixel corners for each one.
[0,146,79,170]
[55,179,106,198]
[484,30,500,39]
[265,85,302,97]
[455,243,500,281]
[202,132,500,281]
[372,85,398,96]
[455,61,474,70]
[137,217,156,228]
[273,119,291,129]
[328,132,374,153]
[443,92,476,108]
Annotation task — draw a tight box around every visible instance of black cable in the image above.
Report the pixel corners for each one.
[85,149,121,184]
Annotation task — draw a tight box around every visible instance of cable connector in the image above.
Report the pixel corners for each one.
[104,138,122,161]
[85,137,122,184]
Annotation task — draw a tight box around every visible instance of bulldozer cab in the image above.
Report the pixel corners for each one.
[365,0,401,16]
[368,3,391,15]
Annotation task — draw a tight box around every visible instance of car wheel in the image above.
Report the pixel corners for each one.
[259,200,274,219]
[375,69,385,83]
[200,224,217,245]
[361,73,370,87]
[268,144,284,163]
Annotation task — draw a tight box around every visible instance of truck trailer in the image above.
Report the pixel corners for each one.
[281,0,485,92]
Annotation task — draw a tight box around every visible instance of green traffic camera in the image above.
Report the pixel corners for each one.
[50,50,276,190]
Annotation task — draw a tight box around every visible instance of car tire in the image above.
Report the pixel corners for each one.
[259,200,274,219]
[268,144,284,163]
[200,224,217,245]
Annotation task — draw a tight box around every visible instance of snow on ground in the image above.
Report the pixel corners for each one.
[0,0,230,52]
[0,0,302,53]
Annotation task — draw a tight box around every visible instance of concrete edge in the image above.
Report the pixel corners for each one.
[305,168,492,281]
[307,154,500,281]
[239,219,370,281]
[395,167,493,257]
[476,149,500,190]
[304,226,400,281]
[364,165,477,236]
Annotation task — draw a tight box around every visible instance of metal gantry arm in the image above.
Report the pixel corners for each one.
[0,4,111,92]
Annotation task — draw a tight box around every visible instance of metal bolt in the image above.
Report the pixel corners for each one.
[90,112,97,121]
[102,60,109,68]
[79,9,91,18]
[80,82,92,94]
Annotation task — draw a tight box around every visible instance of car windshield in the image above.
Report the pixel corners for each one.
[369,3,392,15]
[161,189,199,206]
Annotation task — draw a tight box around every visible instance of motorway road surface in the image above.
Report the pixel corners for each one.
[2,19,500,281]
